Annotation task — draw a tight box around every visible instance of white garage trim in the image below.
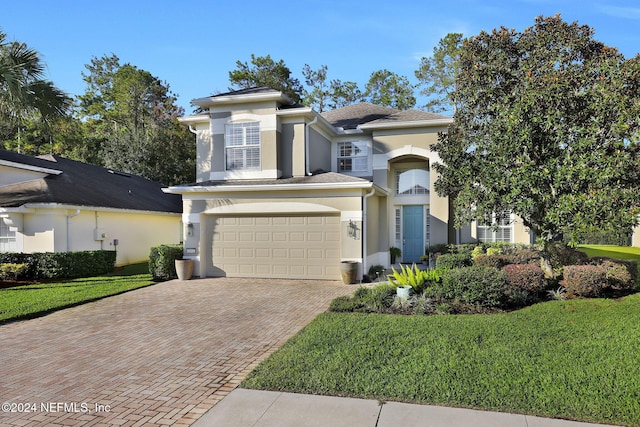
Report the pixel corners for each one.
[204,202,340,215]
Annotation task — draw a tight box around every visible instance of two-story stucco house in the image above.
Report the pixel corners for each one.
[165,87,532,280]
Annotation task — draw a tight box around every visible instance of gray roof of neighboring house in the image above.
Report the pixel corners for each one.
[320,102,450,129]
[0,150,182,213]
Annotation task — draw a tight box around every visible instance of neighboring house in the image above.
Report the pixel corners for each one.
[165,87,532,280]
[0,149,182,266]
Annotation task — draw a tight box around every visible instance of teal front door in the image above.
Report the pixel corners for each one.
[402,205,424,263]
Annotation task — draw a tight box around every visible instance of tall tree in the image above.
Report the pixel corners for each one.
[415,33,463,113]
[434,15,640,275]
[364,69,416,110]
[302,64,364,111]
[0,30,71,150]
[229,54,303,103]
[328,80,363,109]
[78,54,195,185]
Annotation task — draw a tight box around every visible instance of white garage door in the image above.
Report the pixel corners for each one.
[209,214,341,279]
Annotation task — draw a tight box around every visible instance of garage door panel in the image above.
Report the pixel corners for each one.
[210,214,342,279]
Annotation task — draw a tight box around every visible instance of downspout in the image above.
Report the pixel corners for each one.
[362,187,376,277]
[188,125,198,135]
[305,116,318,176]
[66,209,80,251]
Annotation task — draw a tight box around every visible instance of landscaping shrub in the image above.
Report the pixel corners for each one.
[502,264,546,293]
[431,266,508,307]
[562,264,607,297]
[0,263,27,280]
[0,251,115,280]
[471,246,485,260]
[329,296,365,312]
[474,254,511,269]
[509,249,542,265]
[149,244,183,281]
[502,264,547,305]
[435,253,472,270]
[388,264,430,293]
[547,242,588,269]
[586,257,638,290]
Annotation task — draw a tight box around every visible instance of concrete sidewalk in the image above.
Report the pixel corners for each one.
[193,388,619,427]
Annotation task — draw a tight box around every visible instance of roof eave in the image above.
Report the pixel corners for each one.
[164,181,374,194]
[191,91,292,108]
[358,118,453,130]
[0,159,63,175]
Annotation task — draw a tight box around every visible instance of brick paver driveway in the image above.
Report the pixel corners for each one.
[0,278,354,426]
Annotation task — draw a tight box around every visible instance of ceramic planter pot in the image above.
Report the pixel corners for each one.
[175,259,194,280]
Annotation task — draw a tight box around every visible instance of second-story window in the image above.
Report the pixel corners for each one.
[337,141,368,173]
[225,122,260,171]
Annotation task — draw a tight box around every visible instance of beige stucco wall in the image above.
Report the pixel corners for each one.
[14,208,181,266]
[634,226,640,247]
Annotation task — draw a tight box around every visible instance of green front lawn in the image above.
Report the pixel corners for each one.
[0,265,155,324]
[578,244,640,263]
[242,294,640,426]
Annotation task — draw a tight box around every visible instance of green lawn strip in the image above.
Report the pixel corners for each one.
[242,295,640,426]
[578,244,640,262]
[0,274,155,324]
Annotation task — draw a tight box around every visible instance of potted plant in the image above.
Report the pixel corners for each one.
[390,246,401,264]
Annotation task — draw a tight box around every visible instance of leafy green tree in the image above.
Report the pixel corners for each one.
[229,54,303,103]
[415,33,463,113]
[434,15,640,276]
[364,69,416,110]
[0,30,71,149]
[78,54,195,185]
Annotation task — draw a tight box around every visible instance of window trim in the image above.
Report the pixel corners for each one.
[0,220,17,252]
[477,211,513,243]
[224,121,261,171]
[337,141,369,173]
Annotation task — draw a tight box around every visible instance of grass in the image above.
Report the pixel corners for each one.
[578,244,640,263]
[0,262,155,324]
[242,294,640,426]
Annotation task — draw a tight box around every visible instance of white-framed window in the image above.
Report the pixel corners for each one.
[225,122,260,171]
[395,169,429,195]
[0,221,17,252]
[395,208,401,246]
[337,141,368,172]
[425,207,431,248]
[477,211,513,242]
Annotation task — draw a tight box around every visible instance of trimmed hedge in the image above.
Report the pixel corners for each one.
[149,244,184,281]
[430,266,508,307]
[0,251,116,280]
[502,264,546,293]
[435,253,472,270]
[586,257,638,290]
[562,265,608,297]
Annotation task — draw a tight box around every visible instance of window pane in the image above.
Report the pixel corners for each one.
[396,169,429,195]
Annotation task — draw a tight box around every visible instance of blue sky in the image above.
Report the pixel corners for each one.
[3,0,640,113]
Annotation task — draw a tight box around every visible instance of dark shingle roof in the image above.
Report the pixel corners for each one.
[321,102,451,129]
[321,102,399,129]
[0,150,182,213]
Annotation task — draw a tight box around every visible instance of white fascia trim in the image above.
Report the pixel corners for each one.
[0,159,63,175]
[178,115,210,124]
[359,118,453,130]
[18,203,181,216]
[277,108,338,137]
[191,92,291,107]
[165,181,374,194]
[0,206,35,214]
